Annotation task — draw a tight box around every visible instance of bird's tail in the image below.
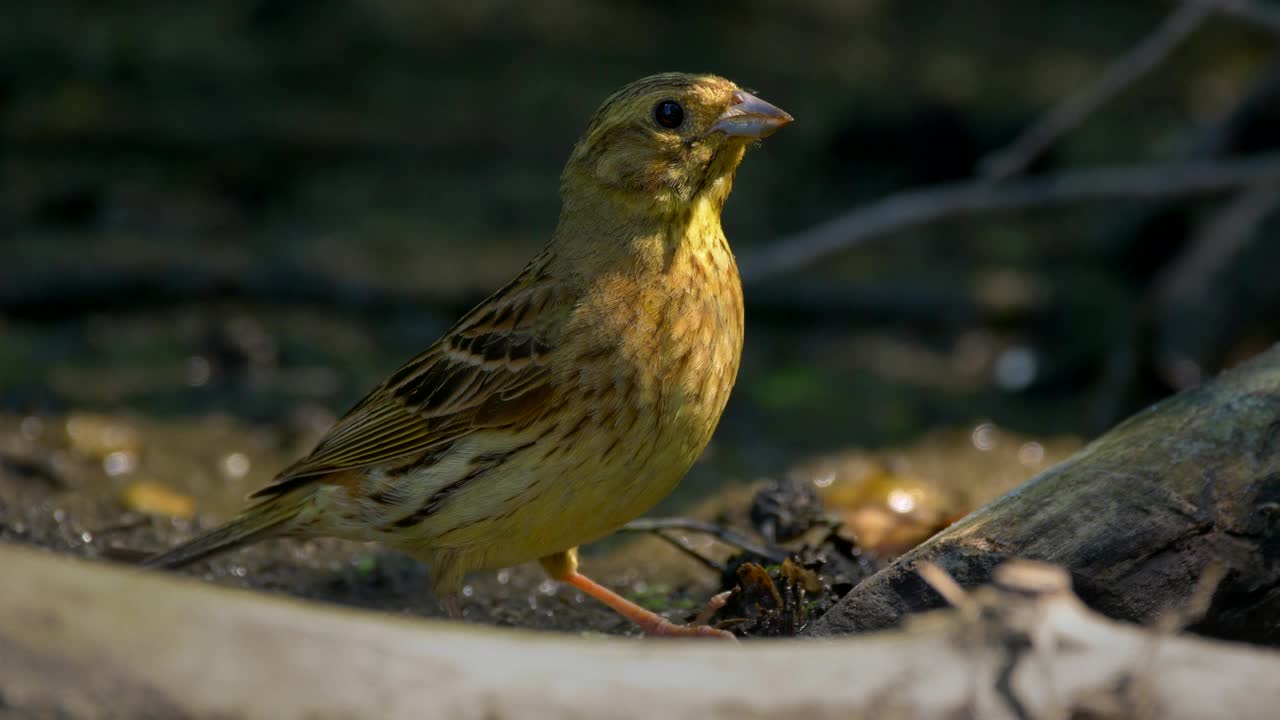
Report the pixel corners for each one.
[142,490,312,570]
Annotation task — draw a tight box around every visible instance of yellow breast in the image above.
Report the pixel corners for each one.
[550,199,744,531]
[362,195,745,584]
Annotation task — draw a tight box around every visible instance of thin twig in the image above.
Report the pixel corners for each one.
[917,561,984,717]
[649,530,728,574]
[979,2,1214,181]
[1152,561,1229,634]
[1119,562,1231,718]
[740,152,1280,282]
[1154,182,1280,308]
[693,590,734,626]
[916,561,971,609]
[620,517,789,563]
[1139,182,1280,388]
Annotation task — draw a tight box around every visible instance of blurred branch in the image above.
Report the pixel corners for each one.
[1090,184,1280,425]
[979,0,1280,181]
[739,152,1280,282]
[0,264,978,331]
[1147,182,1280,389]
[1154,182,1280,308]
[1087,57,1280,431]
[1186,57,1280,157]
[1211,0,1280,36]
[0,266,476,322]
[978,2,1213,180]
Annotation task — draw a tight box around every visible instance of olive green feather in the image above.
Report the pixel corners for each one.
[142,491,312,569]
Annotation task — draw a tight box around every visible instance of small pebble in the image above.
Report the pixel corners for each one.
[221,452,251,479]
[102,450,137,477]
[20,416,44,439]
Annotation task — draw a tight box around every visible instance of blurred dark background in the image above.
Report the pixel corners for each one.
[3,0,1280,482]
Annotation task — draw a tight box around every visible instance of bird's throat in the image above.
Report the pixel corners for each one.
[549,174,735,282]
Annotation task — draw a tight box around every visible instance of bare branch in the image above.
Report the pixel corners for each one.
[979,2,1213,181]
[1212,0,1280,36]
[740,153,1280,283]
[978,0,1280,182]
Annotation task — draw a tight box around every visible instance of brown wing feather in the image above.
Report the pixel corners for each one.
[251,272,561,499]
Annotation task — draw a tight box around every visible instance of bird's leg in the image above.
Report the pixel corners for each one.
[429,550,466,620]
[562,571,737,639]
[540,548,736,640]
[438,593,463,620]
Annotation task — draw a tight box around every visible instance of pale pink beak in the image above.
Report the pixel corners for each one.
[710,90,794,139]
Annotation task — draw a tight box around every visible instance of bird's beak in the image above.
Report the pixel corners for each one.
[710,90,794,139]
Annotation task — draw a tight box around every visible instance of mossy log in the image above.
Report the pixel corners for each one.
[810,344,1280,642]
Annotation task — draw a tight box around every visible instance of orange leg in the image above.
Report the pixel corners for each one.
[439,593,463,620]
[541,549,735,640]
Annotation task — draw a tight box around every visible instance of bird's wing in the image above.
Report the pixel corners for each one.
[251,274,564,498]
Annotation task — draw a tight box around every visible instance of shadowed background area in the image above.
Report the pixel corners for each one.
[2,0,1280,631]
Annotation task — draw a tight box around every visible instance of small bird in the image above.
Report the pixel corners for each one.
[144,73,792,638]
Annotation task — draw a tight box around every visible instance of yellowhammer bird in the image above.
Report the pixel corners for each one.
[144,72,792,638]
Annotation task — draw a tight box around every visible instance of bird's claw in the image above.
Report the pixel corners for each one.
[643,616,737,641]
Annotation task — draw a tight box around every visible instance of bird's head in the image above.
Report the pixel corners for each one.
[561,73,792,218]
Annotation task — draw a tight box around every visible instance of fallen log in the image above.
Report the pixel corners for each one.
[810,343,1280,643]
[2,545,1278,719]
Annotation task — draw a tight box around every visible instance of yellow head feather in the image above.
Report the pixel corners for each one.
[562,73,749,218]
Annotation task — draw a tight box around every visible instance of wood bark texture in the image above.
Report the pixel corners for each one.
[810,344,1280,642]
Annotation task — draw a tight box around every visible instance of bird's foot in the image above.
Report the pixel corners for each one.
[439,593,463,620]
[561,569,736,641]
[635,614,737,640]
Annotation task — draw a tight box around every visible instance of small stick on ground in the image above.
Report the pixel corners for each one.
[647,530,728,574]
[621,517,789,563]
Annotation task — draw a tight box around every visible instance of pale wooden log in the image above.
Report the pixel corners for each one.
[2,545,1279,719]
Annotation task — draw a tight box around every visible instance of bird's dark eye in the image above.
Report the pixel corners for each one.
[653,100,684,129]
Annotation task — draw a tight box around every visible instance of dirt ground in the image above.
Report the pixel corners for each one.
[0,411,1078,638]
[0,412,749,637]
